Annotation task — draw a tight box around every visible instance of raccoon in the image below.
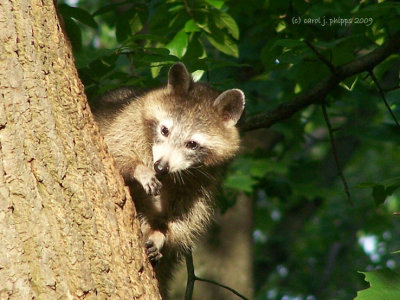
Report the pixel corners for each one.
[93,63,245,298]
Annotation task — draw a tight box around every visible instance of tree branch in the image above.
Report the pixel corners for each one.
[321,104,353,205]
[368,70,400,127]
[241,31,400,131]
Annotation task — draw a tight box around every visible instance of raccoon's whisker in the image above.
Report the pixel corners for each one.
[174,172,179,185]
[189,166,203,175]
[176,171,181,185]
[172,172,177,184]
[185,169,195,178]
[187,167,206,179]
[200,170,211,179]
[179,171,185,185]
[194,167,214,180]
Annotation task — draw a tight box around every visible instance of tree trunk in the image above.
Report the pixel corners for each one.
[0,1,160,299]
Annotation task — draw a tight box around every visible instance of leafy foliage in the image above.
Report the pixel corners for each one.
[356,269,400,300]
[59,0,241,99]
[59,0,400,299]
[360,177,400,206]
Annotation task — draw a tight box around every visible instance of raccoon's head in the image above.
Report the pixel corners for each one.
[147,63,245,176]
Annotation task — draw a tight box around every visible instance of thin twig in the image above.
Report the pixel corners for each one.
[184,252,195,300]
[184,251,249,300]
[183,0,194,17]
[368,70,400,128]
[321,104,354,205]
[195,277,249,300]
[305,40,337,75]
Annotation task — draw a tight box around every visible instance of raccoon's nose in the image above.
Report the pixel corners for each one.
[154,160,169,175]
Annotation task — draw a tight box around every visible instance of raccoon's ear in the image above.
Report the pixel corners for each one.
[168,63,192,95]
[214,89,245,127]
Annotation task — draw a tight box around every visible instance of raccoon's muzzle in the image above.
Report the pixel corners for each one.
[154,160,169,175]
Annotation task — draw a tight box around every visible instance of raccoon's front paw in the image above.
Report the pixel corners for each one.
[134,165,162,195]
[145,240,163,265]
[143,175,162,196]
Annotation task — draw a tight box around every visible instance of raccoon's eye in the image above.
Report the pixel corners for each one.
[161,126,169,137]
[186,141,198,150]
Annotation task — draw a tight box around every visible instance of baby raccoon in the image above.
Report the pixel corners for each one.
[93,63,245,298]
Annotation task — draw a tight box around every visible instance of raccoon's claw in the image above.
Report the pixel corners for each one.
[146,240,163,265]
[144,176,162,196]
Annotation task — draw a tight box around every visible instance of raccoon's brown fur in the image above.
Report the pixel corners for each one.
[93,63,245,298]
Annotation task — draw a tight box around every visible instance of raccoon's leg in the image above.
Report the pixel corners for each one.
[165,195,213,251]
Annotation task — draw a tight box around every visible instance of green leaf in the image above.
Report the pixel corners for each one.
[143,47,171,56]
[272,38,305,49]
[75,48,115,69]
[116,15,131,42]
[296,60,330,91]
[149,5,169,35]
[193,11,211,34]
[315,34,365,49]
[168,4,184,13]
[374,55,400,81]
[359,177,400,206]
[385,179,400,195]
[356,2,400,17]
[224,173,257,193]
[184,34,206,61]
[250,160,286,178]
[127,34,164,43]
[150,63,162,79]
[63,17,82,52]
[132,53,177,64]
[191,70,205,82]
[340,75,359,91]
[166,29,188,58]
[130,13,144,35]
[205,0,225,9]
[357,182,376,189]
[213,11,240,39]
[372,185,386,206]
[87,54,118,76]
[355,269,400,300]
[184,19,200,33]
[206,29,239,58]
[58,4,97,29]
[93,3,125,16]
[199,58,247,70]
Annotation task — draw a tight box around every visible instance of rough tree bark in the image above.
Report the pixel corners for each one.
[0,1,160,299]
